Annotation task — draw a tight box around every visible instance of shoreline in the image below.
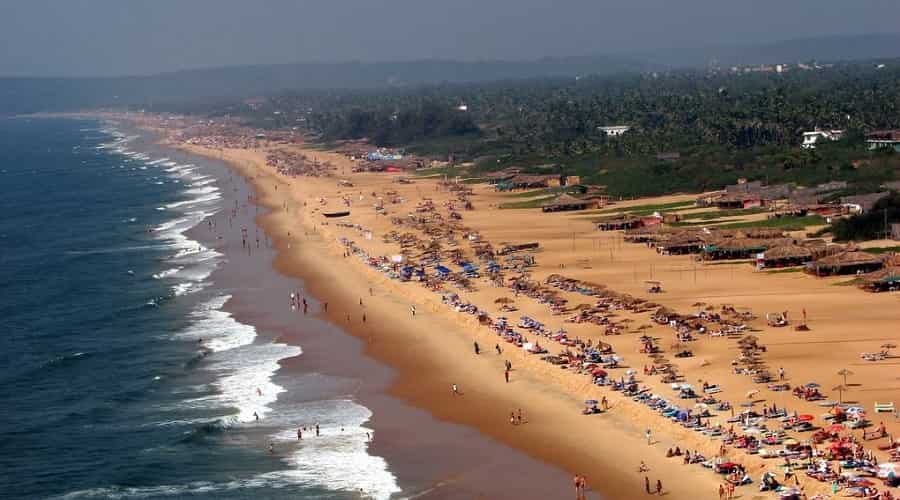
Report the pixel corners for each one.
[91,111,898,499]
[165,136,589,498]
[177,143,726,499]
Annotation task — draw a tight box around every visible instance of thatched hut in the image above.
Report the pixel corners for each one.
[858,266,900,292]
[701,238,786,261]
[756,244,814,269]
[541,194,593,212]
[806,251,883,277]
[597,215,641,231]
[656,233,704,255]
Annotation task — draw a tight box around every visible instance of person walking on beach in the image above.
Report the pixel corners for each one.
[495,344,502,355]
[504,369,510,383]
[315,423,320,437]
[645,428,652,445]
[510,412,517,426]
[473,341,480,355]
[516,408,523,424]
[655,479,662,495]
[410,305,416,317]
[645,476,651,494]
[506,360,512,371]
[297,428,302,440]
[779,366,785,381]
[451,384,459,396]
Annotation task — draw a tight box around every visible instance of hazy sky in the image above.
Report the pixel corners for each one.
[1,0,898,77]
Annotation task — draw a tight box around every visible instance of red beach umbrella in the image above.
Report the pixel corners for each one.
[796,414,814,422]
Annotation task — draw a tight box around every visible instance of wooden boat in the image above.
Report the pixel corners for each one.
[323,211,350,218]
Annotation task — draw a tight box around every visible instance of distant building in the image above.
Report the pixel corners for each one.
[866,130,900,152]
[598,125,631,137]
[801,129,844,149]
[840,192,889,215]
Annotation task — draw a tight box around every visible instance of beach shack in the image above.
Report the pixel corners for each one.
[756,244,814,269]
[656,234,703,255]
[858,266,900,292]
[541,194,593,212]
[806,251,883,277]
[701,238,773,261]
[597,216,641,231]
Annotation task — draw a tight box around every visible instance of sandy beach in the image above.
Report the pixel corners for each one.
[102,110,900,499]
[182,139,899,499]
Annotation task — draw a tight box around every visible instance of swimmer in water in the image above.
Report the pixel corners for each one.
[254,412,259,421]
[257,387,262,396]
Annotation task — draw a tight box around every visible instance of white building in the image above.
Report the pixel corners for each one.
[801,129,844,149]
[598,125,631,137]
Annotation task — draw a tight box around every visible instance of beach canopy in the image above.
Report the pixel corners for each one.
[585,399,598,405]
[796,414,814,422]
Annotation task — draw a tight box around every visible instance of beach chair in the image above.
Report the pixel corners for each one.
[873,402,894,413]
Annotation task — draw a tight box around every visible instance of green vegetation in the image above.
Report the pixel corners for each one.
[240,60,900,198]
[834,277,865,286]
[498,195,557,209]
[863,245,900,254]
[765,267,805,274]
[588,200,695,216]
[717,215,826,230]
[679,207,769,221]
[829,193,900,241]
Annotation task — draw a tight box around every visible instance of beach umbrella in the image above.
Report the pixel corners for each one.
[837,368,854,386]
[805,382,820,389]
[832,384,848,404]
[585,400,598,406]
[783,438,799,446]
[826,423,846,433]
[796,414,814,422]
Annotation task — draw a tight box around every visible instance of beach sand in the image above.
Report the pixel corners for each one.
[164,134,898,499]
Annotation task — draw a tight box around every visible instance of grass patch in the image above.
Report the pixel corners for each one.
[863,245,900,254]
[499,195,556,209]
[585,200,695,216]
[833,277,865,286]
[679,207,769,221]
[765,267,804,274]
[716,215,826,230]
[504,186,571,198]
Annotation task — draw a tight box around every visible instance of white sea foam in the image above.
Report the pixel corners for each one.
[152,267,182,280]
[146,158,169,165]
[260,399,400,499]
[165,193,221,210]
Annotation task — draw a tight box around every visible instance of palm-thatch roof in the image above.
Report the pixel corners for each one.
[861,266,900,284]
[762,244,814,260]
[812,251,882,268]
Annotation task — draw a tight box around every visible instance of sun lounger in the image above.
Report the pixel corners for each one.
[874,402,895,413]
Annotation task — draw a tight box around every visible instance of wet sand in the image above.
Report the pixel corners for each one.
[181,149,593,499]
[107,111,900,500]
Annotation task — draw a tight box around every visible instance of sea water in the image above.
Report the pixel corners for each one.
[0,117,399,499]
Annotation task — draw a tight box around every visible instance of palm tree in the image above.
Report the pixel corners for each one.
[837,368,854,386]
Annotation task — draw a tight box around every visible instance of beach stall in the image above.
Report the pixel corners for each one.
[597,216,641,231]
[806,251,883,277]
[541,194,593,212]
[858,265,900,292]
[755,244,814,269]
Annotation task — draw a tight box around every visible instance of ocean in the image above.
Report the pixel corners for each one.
[0,117,399,499]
